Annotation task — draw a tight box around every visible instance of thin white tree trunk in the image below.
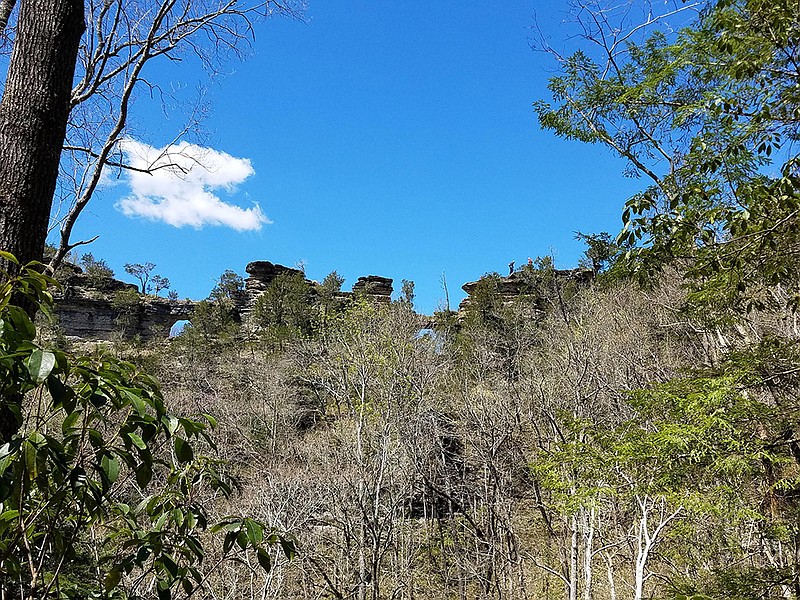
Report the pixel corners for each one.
[569,514,578,600]
[583,507,595,600]
[633,496,682,600]
[603,552,617,600]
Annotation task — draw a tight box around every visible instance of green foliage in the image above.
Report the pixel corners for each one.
[80,252,115,288]
[252,271,313,348]
[151,274,171,296]
[399,279,415,307]
[575,231,622,274]
[536,0,800,314]
[320,270,345,297]
[209,269,244,304]
[463,273,506,330]
[0,255,292,597]
[536,9,800,589]
[179,270,243,348]
[124,262,155,294]
[317,271,346,333]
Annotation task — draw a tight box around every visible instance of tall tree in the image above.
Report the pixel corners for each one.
[0,0,84,271]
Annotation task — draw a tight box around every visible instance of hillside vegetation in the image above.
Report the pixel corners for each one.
[1,0,799,598]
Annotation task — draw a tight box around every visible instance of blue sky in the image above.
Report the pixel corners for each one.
[66,0,647,313]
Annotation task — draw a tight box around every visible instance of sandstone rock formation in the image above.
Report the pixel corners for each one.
[351,275,393,303]
[54,272,194,341]
[241,261,311,315]
[243,261,394,311]
[53,259,399,341]
[459,267,593,313]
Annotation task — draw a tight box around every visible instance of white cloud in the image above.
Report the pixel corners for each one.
[114,138,269,231]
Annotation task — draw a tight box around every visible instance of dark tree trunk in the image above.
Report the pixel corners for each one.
[0,0,84,271]
[0,0,17,34]
[0,0,84,444]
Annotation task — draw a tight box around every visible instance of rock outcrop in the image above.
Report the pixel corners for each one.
[243,261,394,311]
[241,261,311,315]
[351,275,393,303]
[52,259,398,341]
[459,268,593,313]
[54,273,194,341]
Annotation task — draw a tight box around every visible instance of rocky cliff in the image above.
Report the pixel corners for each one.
[53,260,396,341]
[54,272,194,341]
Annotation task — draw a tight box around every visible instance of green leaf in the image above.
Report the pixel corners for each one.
[101,454,120,484]
[173,437,194,463]
[136,461,152,488]
[157,580,171,600]
[47,375,73,409]
[0,251,19,265]
[202,412,218,428]
[162,415,179,437]
[128,432,147,450]
[7,306,35,340]
[256,548,271,572]
[181,578,194,595]
[23,440,37,480]
[105,569,122,592]
[26,349,55,383]
[223,530,237,554]
[161,553,179,578]
[0,509,20,523]
[62,410,81,435]
[0,443,15,474]
[245,519,263,545]
[280,537,296,560]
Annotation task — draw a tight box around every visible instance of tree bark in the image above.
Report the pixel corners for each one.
[0,0,84,445]
[0,0,84,272]
[0,0,17,34]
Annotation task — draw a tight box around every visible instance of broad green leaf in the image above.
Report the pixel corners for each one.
[26,349,55,383]
[136,461,152,488]
[174,437,193,463]
[280,537,296,560]
[256,548,271,572]
[0,510,20,523]
[47,375,73,409]
[161,553,179,578]
[162,415,179,437]
[245,519,263,545]
[105,569,122,592]
[7,306,35,340]
[128,432,147,450]
[157,580,171,600]
[223,530,237,554]
[0,251,19,264]
[101,454,120,484]
[62,410,81,435]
